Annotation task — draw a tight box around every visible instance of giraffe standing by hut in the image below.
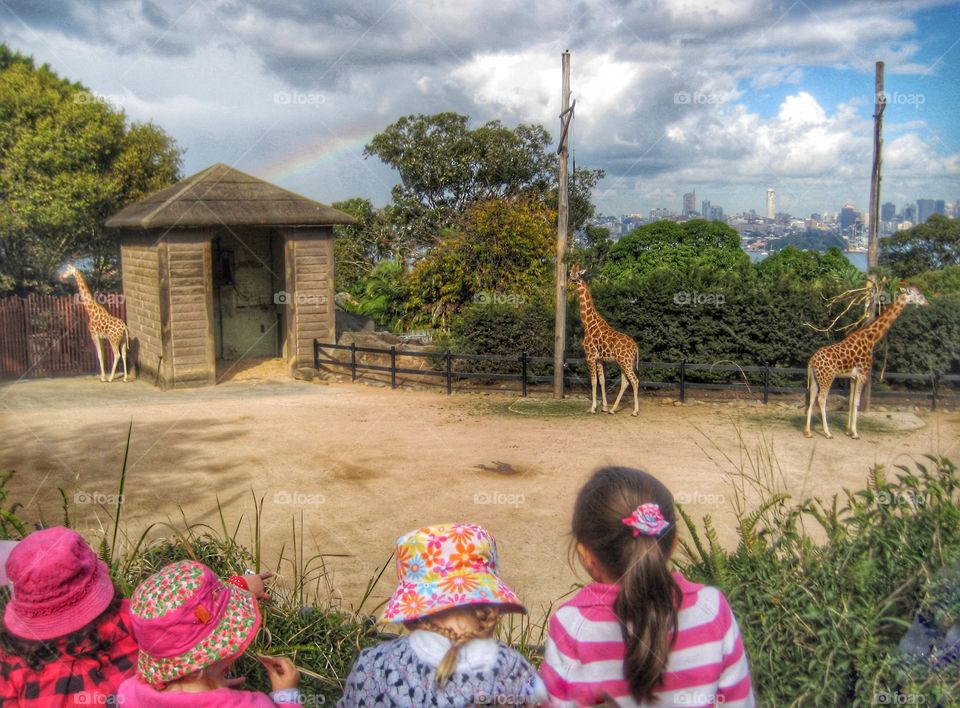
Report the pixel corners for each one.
[569,264,641,416]
[804,285,927,439]
[63,265,129,383]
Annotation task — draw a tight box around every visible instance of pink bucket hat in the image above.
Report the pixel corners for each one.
[382,523,526,623]
[3,527,115,641]
[129,560,260,688]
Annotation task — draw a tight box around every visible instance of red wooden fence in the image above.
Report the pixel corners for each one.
[0,294,126,379]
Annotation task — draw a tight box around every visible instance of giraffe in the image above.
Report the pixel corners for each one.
[804,285,928,439]
[569,264,641,416]
[62,265,129,383]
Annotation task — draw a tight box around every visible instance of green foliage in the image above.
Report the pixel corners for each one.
[601,220,751,282]
[364,113,554,238]
[0,44,182,293]
[773,230,848,253]
[352,259,410,332]
[880,215,960,278]
[757,246,864,288]
[677,454,960,705]
[881,293,960,377]
[450,296,554,375]
[909,264,960,296]
[0,470,27,540]
[408,198,556,327]
[331,198,398,295]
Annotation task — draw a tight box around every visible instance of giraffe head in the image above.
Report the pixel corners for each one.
[568,263,587,286]
[60,264,80,282]
[898,284,928,307]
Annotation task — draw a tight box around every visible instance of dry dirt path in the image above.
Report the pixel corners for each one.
[1,375,956,625]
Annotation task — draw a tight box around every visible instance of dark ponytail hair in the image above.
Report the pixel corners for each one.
[572,467,682,703]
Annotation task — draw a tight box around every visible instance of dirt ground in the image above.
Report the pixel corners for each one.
[1,367,957,625]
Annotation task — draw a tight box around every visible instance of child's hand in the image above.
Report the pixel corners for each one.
[257,654,299,691]
[243,571,274,601]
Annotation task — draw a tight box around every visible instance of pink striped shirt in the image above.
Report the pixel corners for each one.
[541,573,755,707]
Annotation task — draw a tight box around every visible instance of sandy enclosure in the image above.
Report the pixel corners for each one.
[1,372,956,625]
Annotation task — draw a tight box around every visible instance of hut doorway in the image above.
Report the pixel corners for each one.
[212,231,286,362]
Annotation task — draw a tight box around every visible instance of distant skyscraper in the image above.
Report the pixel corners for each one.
[709,206,724,221]
[881,202,896,222]
[701,200,711,218]
[766,189,775,219]
[840,204,860,233]
[935,200,946,216]
[903,204,917,223]
[917,199,936,224]
[683,190,696,215]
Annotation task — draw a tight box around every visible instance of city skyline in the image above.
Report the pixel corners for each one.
[1,1,957,217]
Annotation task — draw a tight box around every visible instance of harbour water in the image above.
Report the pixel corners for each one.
[747,250,869,272]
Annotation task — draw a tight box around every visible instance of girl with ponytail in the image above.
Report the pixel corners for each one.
[541,467,755,706]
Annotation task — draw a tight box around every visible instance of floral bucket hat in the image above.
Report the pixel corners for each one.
[128,560,260,688]
[382,523,526,623]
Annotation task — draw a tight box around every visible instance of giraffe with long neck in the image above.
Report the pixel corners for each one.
[63,265,129,383]
[569,264,640,416]
[804,285,927,439]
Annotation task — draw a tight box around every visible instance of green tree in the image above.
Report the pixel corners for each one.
[600,219,750,282]
[0,45,182,293]
[364,112,603,243]
[352,259,409,331]
[880,214,960,278]
[757,246,864,288]
[408,198,556,326]
[331,198,404,295]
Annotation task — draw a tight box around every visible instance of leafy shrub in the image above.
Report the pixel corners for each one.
[677,455,960,705]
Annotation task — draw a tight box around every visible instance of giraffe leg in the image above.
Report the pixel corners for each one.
[845,375,857,437]
[120,332,129,382]
[629,370,639,417]
[587,359,598,414]
[107,341,121,383]
[804,367,817,438]
[597,363,609,412]
[92,333,107,382]
[609,373,628,414]
[848,376,863,439]
[818,379,833,439]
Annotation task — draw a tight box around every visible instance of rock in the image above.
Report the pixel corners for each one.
[293,367,314,382]
[661,397,674,405]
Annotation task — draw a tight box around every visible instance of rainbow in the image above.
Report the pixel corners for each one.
[254,125,378,185]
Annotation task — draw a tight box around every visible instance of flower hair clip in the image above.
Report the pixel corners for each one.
[622,503,669,537]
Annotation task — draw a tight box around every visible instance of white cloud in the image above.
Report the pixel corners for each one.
[0,0,956,214]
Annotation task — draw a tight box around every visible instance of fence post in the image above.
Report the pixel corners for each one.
[313,339,319,370]
[931,372,938,412]
[446,351,452,395]
[350,343,357,382]
[679,359,686,403]
[390,346,397,389]
[521,352,528,397]
[763,366,770,405]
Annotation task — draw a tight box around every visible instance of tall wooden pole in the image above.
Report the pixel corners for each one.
[863,60,885,411]
[553,50,572,399]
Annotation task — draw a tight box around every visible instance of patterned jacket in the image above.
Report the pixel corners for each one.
[338,632,546,707]
[0,599,137,707]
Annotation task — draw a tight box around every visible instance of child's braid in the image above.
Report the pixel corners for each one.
[419,606,500,685]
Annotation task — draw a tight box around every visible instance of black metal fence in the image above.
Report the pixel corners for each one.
[314,340,960,411]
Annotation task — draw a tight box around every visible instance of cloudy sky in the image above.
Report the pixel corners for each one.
[2,0,958,219]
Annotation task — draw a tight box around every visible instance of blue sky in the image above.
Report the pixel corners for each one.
[1,0,957,218]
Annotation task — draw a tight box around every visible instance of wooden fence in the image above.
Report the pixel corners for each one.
[0,294,126,379]
[315,340,960,411]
